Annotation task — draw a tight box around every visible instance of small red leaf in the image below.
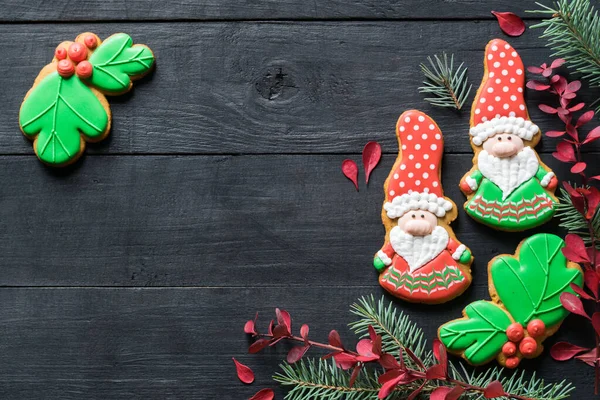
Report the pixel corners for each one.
[546,130,566,138]
[575,349,599,366]
[328,330,344,348]
[576,110,595,128]
[249,388,275,400]
[368,325,377,342]
[560,292,590,319]
[332,352,357,370]
[563,234,590,263]
[491,11,526,36]
[591,175,600,181]
[527,66,544,74]
[362,141,382,184]
[356,339,375,357]
[446,386,465,400]
[569,102,586,112]
[567,80,582,93]
[406,382,426,400]
[551,341,590,360]
[379,353,400,370]
[287,345,310,363]
[551,59,566,68]
[584,270,599,298]
[249,338,271,354]
[584,126,600,144]
[592,312,600,336]
[526,80,551,91]
[300,324,310,344]
[430,387,453,400]
[425,364,446,380]
[586,187,600,220]
[267,320,274,336]
[244,321,256,335]
[539,104,558,114]
[484,380,504,398]
[233,358,255,384]
[342,159,359,191]
[378,374,403,399]
[275,308,291,333]
[553,142,576,162]
[349,364,362,388]
[570,283,594,300]
[571,162,586,175]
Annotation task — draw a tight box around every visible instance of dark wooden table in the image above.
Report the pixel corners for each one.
[0,1,596,398]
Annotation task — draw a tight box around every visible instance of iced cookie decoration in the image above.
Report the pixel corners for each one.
[460,39,558,231]
[373,110,473,304]
[439,233,583,368]
[19,33,155,166]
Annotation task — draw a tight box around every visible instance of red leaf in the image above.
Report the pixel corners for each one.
[378,369,401,384]
[275,308,291,333]
[368,325,377,342]
[553,142,576,162]
[332,352,358,370]
[272,325,290,338]
[551,59,566,68]
[430,387,453,400]
[563,234,590,263]
[356,339,375,357]
[491,11,526,36]
[576,111,595,127]
[575,349,599,366]
[362,141,382,184]
[300,324,309,344]
[349,364,362,388]
[268,320,274,336]
[527,66,544,74]
[526,80,551,91]
[379,353,400,370]
[560,292,590,319]
[551,341,590,360]
[432,339,447,366]
[446,386,465,400]
[569,102,586,112]
[233,358,255,384]
[484,380,504,398]
[570,283,594,300]
[586,187,600,220]
[546,130,566,138]
[249,338,271,354]
[592,312,600,336]
[539,104,558,114]
[551,74,562,83]
[378,374,403,399]
[591,175,600,181]
[328,330,343,348]
[425,364,446,380]
[287,345,310,363]
[249,388,275,400]
[585,270,599,298]
[584,126,600,144]
[342,159,359,191]
[404,346,425,369]
[406,382,427,400]
[244,321,256,335]
[567,80,582,93]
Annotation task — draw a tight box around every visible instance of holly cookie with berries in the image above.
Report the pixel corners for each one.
[460,39,558,231]
[439,233,583,368]
[373,110,473,304]
[19,33,155,166]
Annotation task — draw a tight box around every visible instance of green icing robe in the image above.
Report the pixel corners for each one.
[464,166,556,231]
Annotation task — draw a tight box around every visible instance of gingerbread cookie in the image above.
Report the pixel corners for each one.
[373,110,473,304]
[459,39,558,231]
[439,233,582,368]
[19,33,155,166]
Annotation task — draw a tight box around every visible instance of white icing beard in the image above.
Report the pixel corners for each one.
[389,225,449,273]
[478,146,539,200]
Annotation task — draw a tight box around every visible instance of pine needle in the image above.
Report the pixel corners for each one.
[530,0,600,112]
[418,53,472,110]
[555,186,600,247]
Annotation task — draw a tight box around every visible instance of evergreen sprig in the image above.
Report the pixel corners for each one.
[555,186,600,247]
[419,53,472,110]
[530,0,600,112]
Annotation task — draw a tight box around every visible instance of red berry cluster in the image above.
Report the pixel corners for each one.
[502,319,546,368]
[55,34,97,79]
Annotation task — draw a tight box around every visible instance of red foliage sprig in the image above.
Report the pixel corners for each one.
[243,308,538,400]
[528,60,600,394]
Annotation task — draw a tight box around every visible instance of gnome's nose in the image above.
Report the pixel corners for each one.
[492,141,519,158]
[404,219,434,236]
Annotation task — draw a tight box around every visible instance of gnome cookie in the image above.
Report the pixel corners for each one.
[460,39,558,231]
[373,110,473,304]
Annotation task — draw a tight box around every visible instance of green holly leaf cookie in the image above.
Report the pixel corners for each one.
[490,233,583,327]
[19,72,109,165]
[439,301,512,365]
[88,33,155,93]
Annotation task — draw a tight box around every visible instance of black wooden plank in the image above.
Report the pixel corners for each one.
[0,286,592,399]
[0,1,538,22]
[0,153,588,287]
[4,22,594,156]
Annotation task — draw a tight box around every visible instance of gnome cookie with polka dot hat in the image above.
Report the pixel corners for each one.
[460,39,558,231]
[373,110,473,304]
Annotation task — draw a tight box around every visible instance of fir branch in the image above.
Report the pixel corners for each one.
[530,0,600,112]
[419,53,472,110]
[555,186,600,246]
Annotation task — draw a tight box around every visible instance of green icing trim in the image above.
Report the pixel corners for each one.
[19,72,109,165]
[439,301,511,365]
[490,233,583,327]
[88,33,155,93]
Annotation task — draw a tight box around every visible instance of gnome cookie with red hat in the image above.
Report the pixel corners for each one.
[373,110,473,304]
[459,39,558,231]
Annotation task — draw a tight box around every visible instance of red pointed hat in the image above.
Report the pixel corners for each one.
[470,39,539,146]
[384,110,452,219]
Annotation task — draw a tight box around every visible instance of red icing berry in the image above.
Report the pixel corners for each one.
[505,356,520,369]
[83,35,98,49]
[68,42,87,63]
[527,319,546,338]
[57,59,75,78]
[506,323,524,342]
[519,337,538,357]
[76,61,93,79]
[501,341,517,357]
[55,47,67,60]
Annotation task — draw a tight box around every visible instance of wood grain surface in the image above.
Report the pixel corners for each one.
[1,2,596,399]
